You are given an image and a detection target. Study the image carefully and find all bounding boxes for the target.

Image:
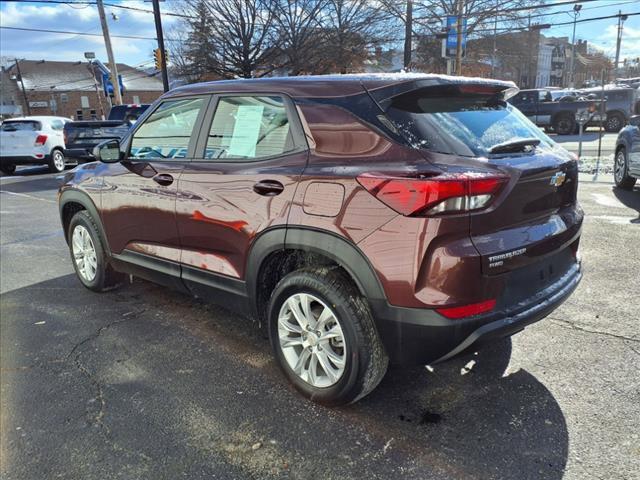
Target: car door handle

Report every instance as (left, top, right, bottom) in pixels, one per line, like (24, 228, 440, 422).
(253, 180, 284, 196)
(153, 173, 174, 186)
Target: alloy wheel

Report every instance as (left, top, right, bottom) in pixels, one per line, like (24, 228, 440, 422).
(614, 151, 626, 183)
(72, 225, 97, 282)
(277, 293, 347, 388)
(53, 151, 65, 171)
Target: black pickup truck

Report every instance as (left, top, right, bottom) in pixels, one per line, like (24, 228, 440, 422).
(63, 104, 149, 162)
(509, 89, 603, 135)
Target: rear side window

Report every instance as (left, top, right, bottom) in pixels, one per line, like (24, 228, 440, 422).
(1, 120, 41, 132)
(50, 119, 65, 131)
(385, 86, 553, 157)
(130, 98, 204, 159)
(205, 96, 294, 160)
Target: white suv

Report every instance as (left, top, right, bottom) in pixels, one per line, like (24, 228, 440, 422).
(0, 116, 70, 174)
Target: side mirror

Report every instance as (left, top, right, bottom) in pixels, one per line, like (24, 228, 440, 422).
(93, 139, 122, 163)
(629, 115, 640, 127)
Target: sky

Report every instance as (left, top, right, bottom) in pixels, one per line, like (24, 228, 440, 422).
(0, 0, 639, 69)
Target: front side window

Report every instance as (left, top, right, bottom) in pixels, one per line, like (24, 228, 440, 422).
(205, 96, 294, 161)
(130, 98, 204, 159)
(50, 119, 64, 131)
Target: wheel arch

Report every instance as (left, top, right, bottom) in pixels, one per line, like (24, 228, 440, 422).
(59, 189, 108, 254)
(246, 227, 387, 322)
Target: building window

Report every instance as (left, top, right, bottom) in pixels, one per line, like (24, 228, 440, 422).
(132, 95, 140, 104)
(76, 109, 84, 120)
(81, 96, 90, 109)
(60, 93, 68, 103)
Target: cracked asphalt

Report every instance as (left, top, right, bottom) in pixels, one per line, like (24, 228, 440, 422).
(1, 167, 639, 480)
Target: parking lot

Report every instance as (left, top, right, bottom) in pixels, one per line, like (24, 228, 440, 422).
(1, 163, 638, 479)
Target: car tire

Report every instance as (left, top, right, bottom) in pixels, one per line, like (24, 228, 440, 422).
(0, 164, 16, 175)
(605, 113, 625, 133)
(268, 267, 388, 406)
(68, 210, 123, 292)
(48, 149, 66, 173)
(614, 147, 637, 190)
(553, 114, 576, 135)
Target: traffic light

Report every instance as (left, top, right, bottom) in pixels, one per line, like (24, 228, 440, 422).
(154, 48, 163, 70)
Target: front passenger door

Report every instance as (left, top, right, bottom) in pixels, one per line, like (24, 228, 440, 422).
(101, 96, 208, 286)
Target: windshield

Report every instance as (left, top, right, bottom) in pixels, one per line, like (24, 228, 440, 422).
(385, 87, 554, 157)
(1, 120, 41, 132)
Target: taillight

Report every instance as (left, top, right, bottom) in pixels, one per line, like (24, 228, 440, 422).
(34, 134, 48, 146)
(436, 299, 496, 319)
(63, 131, 68, 145)
(356, 172, 508, 216)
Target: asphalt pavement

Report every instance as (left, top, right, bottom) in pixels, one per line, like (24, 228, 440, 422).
(1, 165, 639, 480)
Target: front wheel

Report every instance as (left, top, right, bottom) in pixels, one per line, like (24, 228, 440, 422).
(48, 149, 66, 173)
(268, 268, 388, 406)
(68, 211, 123, 291)
(614, 147, 637, 190)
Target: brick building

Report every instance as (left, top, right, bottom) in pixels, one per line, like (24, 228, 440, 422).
(0, 59, 164, 120)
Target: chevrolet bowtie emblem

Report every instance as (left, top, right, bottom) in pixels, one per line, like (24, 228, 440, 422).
(550, 172, 566, 187)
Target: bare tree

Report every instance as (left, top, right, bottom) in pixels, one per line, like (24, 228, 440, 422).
(317, 0, 393, 74)
(269, 0, 329, 75)
(182, 0, 278, 79)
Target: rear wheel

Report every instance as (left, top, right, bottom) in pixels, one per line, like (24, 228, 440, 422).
(48, 149, 65, 173)
(614, 147, 637, 190)
(553, 114, 576, 135)
(0, 164, 16, 175)
(605, 113, 625, 133)
(68, 211, 123, 291)
(268, 267, 388, 406)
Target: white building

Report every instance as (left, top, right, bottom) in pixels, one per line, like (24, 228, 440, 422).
(536, 42, 554, 88)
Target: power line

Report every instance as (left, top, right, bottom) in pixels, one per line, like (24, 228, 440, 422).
(0, 25, 156, 40)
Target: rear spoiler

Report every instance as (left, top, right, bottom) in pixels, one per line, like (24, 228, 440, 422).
(363, 77, 519, 110)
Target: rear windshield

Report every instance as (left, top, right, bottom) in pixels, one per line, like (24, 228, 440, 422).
(1, 120, 41, 132)
(385, 86, 554, 157)
(108, 105, 148, 122)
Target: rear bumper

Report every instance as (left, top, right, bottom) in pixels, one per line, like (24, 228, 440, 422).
(0, 154, 51, 165)
(64, 148, 95, 162)
(370, 260, 582, 365)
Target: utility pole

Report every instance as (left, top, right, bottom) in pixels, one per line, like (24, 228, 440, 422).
(527, 13, 532, 88)
(614, 11, 628, 78)
(491, 0, 498, 77)
(403, 0, 413, 70)
(152, 0, 170, 92)
(97, 0, 123, 106)
(455, 0, 464, 75)
(568, 3, 581, 88)
(14, 58, 31, 116)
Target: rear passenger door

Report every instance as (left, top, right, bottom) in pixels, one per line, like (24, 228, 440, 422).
(176, 94, 308, 294)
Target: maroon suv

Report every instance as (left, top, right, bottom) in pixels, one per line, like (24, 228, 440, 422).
(59, 74, 583, 405)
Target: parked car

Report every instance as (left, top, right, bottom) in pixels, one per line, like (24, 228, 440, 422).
(579, 86, 639, 133)
(0, 116, 71, 174)
(58, 75, 583, 405)
(64, 104, 149, 162)
(614, 115, 640, 190)
(509, 88, 602, 135)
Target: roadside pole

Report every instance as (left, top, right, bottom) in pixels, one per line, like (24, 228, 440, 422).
(403, 0, 413, 71)
(152, 0, 170, 93)
(14, 58, 31, 116)
(97, 0, 123, 106)
(595, 69, 605, 181)
(455, 0, 464, 75)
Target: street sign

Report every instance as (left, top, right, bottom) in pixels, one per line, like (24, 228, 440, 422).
(443, 15, 467, 58)
(84, 52, 96, 59)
